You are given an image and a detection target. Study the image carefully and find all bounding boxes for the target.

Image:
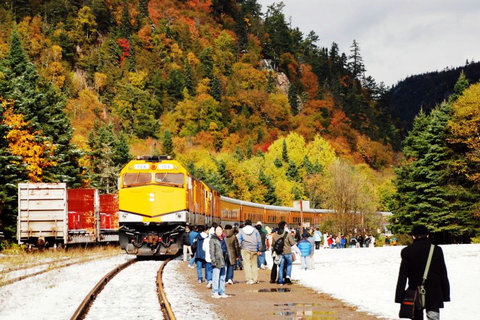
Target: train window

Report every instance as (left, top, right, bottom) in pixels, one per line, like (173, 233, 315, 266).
(154, 173, 185, 187)
(123, 173, 151, 187)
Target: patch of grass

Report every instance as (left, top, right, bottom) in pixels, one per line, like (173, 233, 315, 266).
(0, 244, 122, 273)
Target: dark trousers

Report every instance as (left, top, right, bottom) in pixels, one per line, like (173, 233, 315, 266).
(270, 262, 287, 283)
(315, 241, 320, 249)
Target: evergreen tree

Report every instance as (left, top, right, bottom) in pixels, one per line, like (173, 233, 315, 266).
(112, 132, 132, 167)
(233, 145, 244, 161)
(348, 40, 365, 79)
(288, 84, 298, 115)
(282, 139, 289, 163)
(162, 130, 174, 157)
(120, 0, 132, 38)
(246, 139, 253, 159)
(199, 47, 214, 80)
(448, 71, 469, 103)
(390, 103, 480, 243)
(138, 0, 149, 19)
(286, 160, 299, 181)
(88, 124, 121, 193)
(274, 158, 282, 168)
(266, 71, 275, 93)
(184, 62, 195, 95)
(217, 160, 232, 194)
(0, 28, 82, 187)
(211, 75, 222, 102)
(303, 155, 314, 175)
(259, 169, 278, 205)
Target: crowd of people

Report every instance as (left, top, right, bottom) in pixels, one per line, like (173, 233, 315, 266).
(180, 220, 384, 298)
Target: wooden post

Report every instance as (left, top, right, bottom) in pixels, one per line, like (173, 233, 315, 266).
(300, 200, 304, 235)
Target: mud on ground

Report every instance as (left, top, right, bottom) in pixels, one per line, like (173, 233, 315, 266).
(177, 262, 381, 320)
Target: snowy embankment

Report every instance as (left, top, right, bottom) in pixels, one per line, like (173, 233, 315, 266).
(0, 254, 135, 319)
(281, 244, 480, 320)
(163, 260, 218, 319)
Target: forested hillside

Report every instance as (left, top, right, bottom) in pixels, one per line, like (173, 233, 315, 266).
(1, 0, 478, 243)
(381, 61, 480, 136)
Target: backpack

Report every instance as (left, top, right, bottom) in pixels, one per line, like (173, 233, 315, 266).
(274, 232, 287, 255)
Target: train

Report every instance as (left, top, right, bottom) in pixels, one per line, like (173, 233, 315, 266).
(118, 156, 333, 256)
(17, 183, 119, 248)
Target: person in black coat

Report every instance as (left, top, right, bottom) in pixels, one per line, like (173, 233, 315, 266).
(395, 225, 450, 320)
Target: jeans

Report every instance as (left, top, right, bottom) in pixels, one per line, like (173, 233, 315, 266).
(314, 241, 320, 249)
(189, 256, 195, 267)
(205, 262, 212, 282)
(195, 259, 213, 282)
(257, 251, 266, 268)
(211, 266, 226, 295)
(226, 260, 234, 282)
(278, 253, 293, 284)
(301, 256, 308, 270)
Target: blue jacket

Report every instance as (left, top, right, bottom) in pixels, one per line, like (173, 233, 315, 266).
(298, 239, 312, 257)
(189, 230, 198, 245)
(194, 232, 208, 260)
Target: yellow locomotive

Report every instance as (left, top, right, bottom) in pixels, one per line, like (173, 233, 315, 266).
(118, 156, 331, 256)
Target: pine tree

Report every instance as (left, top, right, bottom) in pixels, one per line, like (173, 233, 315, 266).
(286, 160, 299, 181)
(288, 84, 298, 115)
(259, 170, 278, 205)
(138, 0, 149, 19)
(184, 62, 195, 95)
(233, 145, 244, 161)
(448, 71, 469, 103)
(348, 40, 365, 79)
(120, 0, 132, 38)
(390, 103, 480, 243)
(0, 29, 82, 187)
(282, 139, 289, 163)
(88, 124, 119, 193)
(211, 75, 222, 102)
(162, 130, 174, 157)
(112, 132, 132, 167)
(246, 139, 253, 159)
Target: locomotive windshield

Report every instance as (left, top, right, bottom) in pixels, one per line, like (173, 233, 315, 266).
(123, 173, 151, 187)
(155, 173, 184, 187)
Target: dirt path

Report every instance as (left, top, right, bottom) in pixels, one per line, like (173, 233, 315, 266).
(177, 262, 381, 319)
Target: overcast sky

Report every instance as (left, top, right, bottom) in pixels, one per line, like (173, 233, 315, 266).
(257, 0, 480, 86)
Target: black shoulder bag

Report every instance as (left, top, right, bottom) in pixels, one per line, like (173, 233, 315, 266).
(399, 244, 434, 319)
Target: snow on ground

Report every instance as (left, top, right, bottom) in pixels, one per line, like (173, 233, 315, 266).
(163, 260, 218, 320)
(0, 254, 135, 320)
(278, 244, 480, 320)
(86, 260, 163, 320)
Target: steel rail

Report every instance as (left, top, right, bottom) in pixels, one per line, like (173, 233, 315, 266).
(0, 253, 120, 288)
(156, 258, 176, 320)
(70, 258, 137, 320)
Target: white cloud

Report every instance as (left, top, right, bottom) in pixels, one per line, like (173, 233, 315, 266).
(257, 0, 480, 85)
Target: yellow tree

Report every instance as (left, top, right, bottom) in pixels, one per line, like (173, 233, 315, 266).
(448, 82, 480, 185)
(2, 101, 55, 181)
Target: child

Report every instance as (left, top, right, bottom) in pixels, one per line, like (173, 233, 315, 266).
(297, 232, 313, 271)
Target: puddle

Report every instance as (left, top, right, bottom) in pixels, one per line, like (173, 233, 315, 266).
(274, 303, 321, 307)
(258, 288, 292, 292)
(273, 310, 336, 318)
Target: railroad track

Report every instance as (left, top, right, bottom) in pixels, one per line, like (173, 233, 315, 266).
(71, 258, 176, 320)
